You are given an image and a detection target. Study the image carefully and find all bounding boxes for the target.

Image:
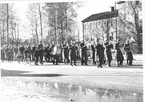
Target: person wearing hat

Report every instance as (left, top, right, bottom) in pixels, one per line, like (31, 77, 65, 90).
(34, 46, 39, 65)
(62, 41, 69, 63)
(91, 41, 96, 65)
(104, 40, 113, 67)
(38, 41, 44, 65)
(115, 39, 124, 66)
(96, 39, 105, 68)
(124, 39, 133, 65)
(80, 41, 88, 65)
(70, 41, 77, 66)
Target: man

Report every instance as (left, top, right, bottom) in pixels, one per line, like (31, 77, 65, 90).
(91, 41, 96, 65)
(104, 40, 113, 67)
(70, 42, 77, 66)
(19, 45, 25, 61)
(44, 45, 50, 62)
(34, 47, 39, 65)
(32, 45, 36, 61)
(62, 41, 69, 63)
(38, 41, 44, 65)
(14, 45, 18, 61)
(96, 40, 105, 68)
(124, 39, 133, 65)
(115, 39, 124, 66)
(80, 41, 88, 65)
(1, 46, 5, 62)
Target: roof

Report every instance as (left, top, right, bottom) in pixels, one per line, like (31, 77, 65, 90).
(82, 10, 118, 23)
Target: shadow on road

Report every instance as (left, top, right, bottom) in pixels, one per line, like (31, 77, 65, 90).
(1, 69, 66, 77)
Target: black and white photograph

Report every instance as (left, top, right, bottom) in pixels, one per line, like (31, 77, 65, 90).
(0, 0, 144, 102)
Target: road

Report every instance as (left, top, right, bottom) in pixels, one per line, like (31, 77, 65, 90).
(0, 60, 143, 102)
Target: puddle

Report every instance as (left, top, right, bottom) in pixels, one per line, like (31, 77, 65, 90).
(2, 79, 143, 102)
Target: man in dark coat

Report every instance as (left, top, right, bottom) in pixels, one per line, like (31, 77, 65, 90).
(96, 40, 105, 68)
(44, 45, 49, 62)
(104, 41, 113, 67)
(19, 45, 25, 61)
(115, 40, 124, 66)
(80, 41, 88, 65)
(32, 45, 36, 61)
(1, 47, 5, 61)
(38, 41, 44, 64)
(70, 42, 77, 66)
(34, 47, 39, 65)
(62, 41, 69, 63)
(124, 40, 133, 65)
(91, 41, 96, 65)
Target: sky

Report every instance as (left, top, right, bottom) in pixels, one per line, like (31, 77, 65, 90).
(0, 0, 117, 40)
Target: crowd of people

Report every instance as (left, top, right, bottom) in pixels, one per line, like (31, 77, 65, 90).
(1, 39, 134, 68)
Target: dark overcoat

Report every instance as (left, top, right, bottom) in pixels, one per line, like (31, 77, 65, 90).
(115, 43, 124, 61)
(96, 44, 105, 63)
(70, 45, 77, 60)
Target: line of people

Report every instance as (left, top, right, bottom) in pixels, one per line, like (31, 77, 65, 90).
(1, 39, 134, 67)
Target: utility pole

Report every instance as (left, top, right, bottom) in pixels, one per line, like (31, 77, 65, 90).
(115, 1, 117, 41)
(55, 5, 58, 44)
(82, 23, 84, 41)
(6, 4, 9, 45)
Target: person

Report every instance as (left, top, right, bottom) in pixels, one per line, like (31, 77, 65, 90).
(38, 41, 44, 65)
(50, 42, 61, 65)
(91, 41, 96, 65)
(24, 45, 31, 63)
(44, 45, 50, 62)
(50, 42, 56, 64)
(32, 45, 36, 61)
(115, 39, 124, 66)
(10, 46, 14, 61)
(80, 41, 88, 65)
(7, 46, 11, 62)
(104, 40, 113, 67)
(16, 47, 23, 63)
(62, 41, 69, 63)
(1, 46, 5, 62)
(19, 45, 25, 61)
(96, 40, 105, 68)
(14, 45, 18, 61)
(70, 42, 77, 66)
(34, 47, 39, 65)
(124, 39, 133, 65)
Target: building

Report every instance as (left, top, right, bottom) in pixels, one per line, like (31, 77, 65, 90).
(82, 1, 142, 51)
(82, 9, 118, 44)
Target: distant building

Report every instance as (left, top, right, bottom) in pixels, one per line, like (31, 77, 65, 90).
(82, 9, 119, 44)
(82, 1, 142, 47)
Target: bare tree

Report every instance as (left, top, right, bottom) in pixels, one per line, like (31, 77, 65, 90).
(118, 1, 142, 53)
(27, 3, 42, 44)
(43, 2, 81, 43)
(0, 3, 19, 46)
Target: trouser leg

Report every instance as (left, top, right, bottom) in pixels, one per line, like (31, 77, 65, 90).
(35, 56, 39, 65)
(40, 55, 43, 64)
(85, 53, 87, 65)
(74, 57, 76, 65)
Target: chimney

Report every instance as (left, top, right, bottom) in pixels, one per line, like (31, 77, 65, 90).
(111, 7, 115, 12)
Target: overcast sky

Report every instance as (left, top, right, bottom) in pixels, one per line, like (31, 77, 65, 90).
(0, 0, 117, 40)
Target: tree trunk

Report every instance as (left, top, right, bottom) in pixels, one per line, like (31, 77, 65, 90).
(35, 19, 39, 44)
(134, 12, 142, 53)
(17, 24, 19, 46)
(39, 4, 43, 42)
(2, 20, 5, 45)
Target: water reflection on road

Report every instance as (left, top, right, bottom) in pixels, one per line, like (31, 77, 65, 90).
(2, 79, 143, 102)
(35, 81, 143, 102)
